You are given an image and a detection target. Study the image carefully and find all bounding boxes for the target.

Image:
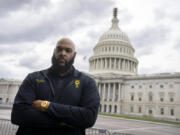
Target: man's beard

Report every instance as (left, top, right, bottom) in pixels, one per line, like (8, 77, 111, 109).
(51, 54, 75, 74)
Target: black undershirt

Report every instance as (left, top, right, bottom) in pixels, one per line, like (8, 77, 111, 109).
(48, 67, 74, 102)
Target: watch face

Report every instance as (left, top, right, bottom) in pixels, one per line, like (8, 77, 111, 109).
(41, 101, 47, 107)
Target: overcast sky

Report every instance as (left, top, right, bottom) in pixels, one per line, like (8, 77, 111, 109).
(0, 0, 180, 79)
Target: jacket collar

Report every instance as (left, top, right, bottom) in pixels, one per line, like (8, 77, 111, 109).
(41, 66, 81, 78)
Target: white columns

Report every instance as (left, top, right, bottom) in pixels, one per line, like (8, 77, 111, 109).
(93, 60, 95, 70)
(132, 62, 134, 72)
(122, 59, 124, 70)
(101, 104, 104, 113)
(112, 83, 116, 101)
(103, 83, 105, 101)
(119, 59, 121, 70)
(97, 59, 99, 70)
(117, 59, 119, 70)
(98, 83, 101, 95)
(127, 60, 129, 71)
(106, 58, 108, 69)
(118, 83, 121, 102)
(104, 58, 106, 69)
(91, 61, 93, 71)
(109, 58, 112, 69)
(129, 61, 131, 71)
(131, 61, 134, 72)
(114, 58, 117, 70)
(94, 59, 96, 70)
(101, 58, 104, 70)
(108, 83, 111, 101)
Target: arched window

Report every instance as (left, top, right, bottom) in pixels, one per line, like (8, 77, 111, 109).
(109, 105, 112, 113)
(138, 106, 142, 113)
(131, 95, 134, 101)
(114, 105, 117, 113)
(160, 85, 164, 88)
(149, 92, 153, 102)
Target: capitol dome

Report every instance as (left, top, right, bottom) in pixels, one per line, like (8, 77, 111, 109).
(89, 8, 138, 75)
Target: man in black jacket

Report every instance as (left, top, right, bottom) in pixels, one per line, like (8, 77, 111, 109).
(11, 38, 100, 135)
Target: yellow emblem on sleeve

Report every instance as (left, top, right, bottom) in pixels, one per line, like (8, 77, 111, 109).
(75, 80, 80, 88)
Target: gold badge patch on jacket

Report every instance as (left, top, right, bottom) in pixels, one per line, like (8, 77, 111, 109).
(35, 79, 45, 83)
(75, 80, 80, 88)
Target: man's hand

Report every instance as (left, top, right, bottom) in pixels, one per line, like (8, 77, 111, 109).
(32, 100, 50, 112)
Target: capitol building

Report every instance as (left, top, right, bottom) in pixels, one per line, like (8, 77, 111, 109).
(0, 8, 180, 121)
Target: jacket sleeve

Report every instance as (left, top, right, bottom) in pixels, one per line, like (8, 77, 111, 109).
(47, 77, 100, 128)
(11, 74, 59, 128)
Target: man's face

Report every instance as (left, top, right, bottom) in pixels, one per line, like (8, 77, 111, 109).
(54, 41, 76, 67)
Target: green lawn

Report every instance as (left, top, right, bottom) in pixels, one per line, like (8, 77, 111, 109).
(99, 113, 180, 127)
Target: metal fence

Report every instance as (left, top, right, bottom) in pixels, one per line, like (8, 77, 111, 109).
(0, 119, 133, 135)
(0, 119, 17, 135)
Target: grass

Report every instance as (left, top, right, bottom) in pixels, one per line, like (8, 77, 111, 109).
(99, 113, 180, 127)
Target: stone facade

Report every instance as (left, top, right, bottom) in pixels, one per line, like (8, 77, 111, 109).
(0, 78, 21, 104)
(88, 8, 180, 121)
(86, 73, 180, 121)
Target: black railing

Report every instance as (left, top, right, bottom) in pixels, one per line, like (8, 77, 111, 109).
(0, 119, 110, 135)
(0, 119, 134, 135)
(0, 119, 17, 135)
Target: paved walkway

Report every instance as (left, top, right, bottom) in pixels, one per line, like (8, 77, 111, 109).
(94, 115, 180, 135)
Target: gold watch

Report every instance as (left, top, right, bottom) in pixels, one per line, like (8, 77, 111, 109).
(40, 101, 48, 112)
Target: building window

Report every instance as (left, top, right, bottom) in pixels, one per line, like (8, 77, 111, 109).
(149, 109, 152, 115)
(138, 97, 142, 101)
(160, 97, 164, 102)
(149, 92, 153, 102)
(170, 97, 174, 102)
(114, 105, 117, 113)
(170, 109, 174, 116)
(160, 85, 164, 88)
(138, 107, 142, 113)
(168, 92, 175, 103)
(160, 108, 164, 115)
(131, 95, 134, 101)
(130, 106, 134, 113)
(109, 105, 112, 113)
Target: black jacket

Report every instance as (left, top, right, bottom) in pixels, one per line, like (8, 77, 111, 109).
(11, 68, 100, 135)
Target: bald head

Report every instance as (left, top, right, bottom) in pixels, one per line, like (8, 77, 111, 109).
(56, 38, 75, 52)
(54, 37, 76, 67)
